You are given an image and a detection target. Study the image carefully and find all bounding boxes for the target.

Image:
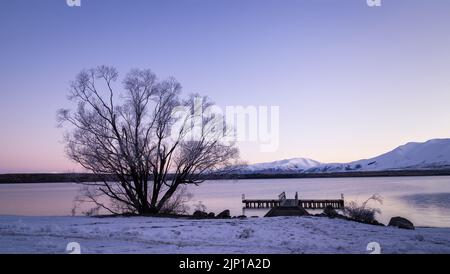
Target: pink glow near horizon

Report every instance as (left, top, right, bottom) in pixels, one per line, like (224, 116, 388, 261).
(1, 0, 450, 173)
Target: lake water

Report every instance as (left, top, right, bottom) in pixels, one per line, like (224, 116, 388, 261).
(1, 176, 450, 227)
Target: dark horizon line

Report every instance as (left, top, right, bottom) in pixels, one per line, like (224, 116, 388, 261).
(2, 169, 450, 184)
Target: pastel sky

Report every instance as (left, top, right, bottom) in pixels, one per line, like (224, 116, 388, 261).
(1, 0, 450, 173)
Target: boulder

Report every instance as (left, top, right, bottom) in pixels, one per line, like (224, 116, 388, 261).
(207, 212, 215, 218)
(264, 206, 309, 217)
(237, 215, 247, 219)
(388, 216, 414, 230)
(217, 209, 231, 219)
(192, 210, 208, 218)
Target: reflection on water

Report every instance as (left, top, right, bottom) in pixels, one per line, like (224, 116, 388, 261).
(402, 193, 450, 208)
(0, 176, 450, 227)
(397, 193, 450, 228)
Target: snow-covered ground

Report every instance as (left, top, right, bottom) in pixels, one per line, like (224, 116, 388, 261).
(1, 215, 449, 254)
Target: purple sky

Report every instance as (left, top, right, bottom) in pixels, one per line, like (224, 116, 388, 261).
(1, 0, 450, 173)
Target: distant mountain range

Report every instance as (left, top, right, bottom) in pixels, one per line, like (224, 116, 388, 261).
(240, 139, 450, 174)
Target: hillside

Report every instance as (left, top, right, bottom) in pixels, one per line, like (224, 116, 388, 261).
(243, 139, 450, 174)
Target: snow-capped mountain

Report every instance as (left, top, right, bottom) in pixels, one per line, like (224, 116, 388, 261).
(243, 139, 450, 174)
(241, 158, 321, 173)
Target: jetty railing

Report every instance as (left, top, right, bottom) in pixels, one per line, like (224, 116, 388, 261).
(242, 195, 345, 209)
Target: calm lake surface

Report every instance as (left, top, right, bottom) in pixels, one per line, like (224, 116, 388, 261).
(1, 176, 450, 227)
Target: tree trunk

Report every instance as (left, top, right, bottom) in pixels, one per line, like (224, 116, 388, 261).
(155, 182, 179, 213)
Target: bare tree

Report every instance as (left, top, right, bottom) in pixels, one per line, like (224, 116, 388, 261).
(58, 66, 239, 215)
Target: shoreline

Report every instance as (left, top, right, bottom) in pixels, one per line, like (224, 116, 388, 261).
(2, 170, 450, 184)
(1, 213, 448, 229)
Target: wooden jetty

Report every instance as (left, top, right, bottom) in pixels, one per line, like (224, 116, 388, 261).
(242, 192, 345, 209)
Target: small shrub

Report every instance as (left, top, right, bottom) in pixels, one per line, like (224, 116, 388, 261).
(344, 194, 383, 224)
(193, 201, 207, 213)
(82, 205, 101, 216)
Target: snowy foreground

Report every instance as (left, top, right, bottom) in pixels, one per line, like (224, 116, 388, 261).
(0, 215, 450, 254)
